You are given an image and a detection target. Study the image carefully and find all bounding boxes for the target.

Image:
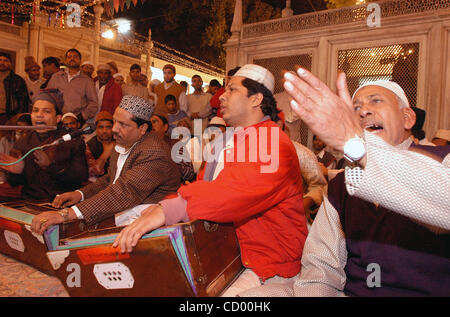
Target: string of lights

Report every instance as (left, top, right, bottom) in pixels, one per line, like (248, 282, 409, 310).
(0, 0, 225, 76)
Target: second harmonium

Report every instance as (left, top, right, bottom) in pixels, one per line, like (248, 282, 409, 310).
(46, 220, 243, 297)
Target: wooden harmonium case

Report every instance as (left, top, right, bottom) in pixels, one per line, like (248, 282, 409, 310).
(47, 220, 243, 297)
(0, 200, 87, 274)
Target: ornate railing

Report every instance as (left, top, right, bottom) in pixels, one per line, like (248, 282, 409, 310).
(242, 0, 450, 39)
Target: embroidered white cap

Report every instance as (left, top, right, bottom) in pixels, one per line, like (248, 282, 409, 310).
(81, 61, 94, 66)
(234, 64, 275, 93)
(352, 80, 410, 109)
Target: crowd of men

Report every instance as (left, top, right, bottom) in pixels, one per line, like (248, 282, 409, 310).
(0, 48, 449, 297)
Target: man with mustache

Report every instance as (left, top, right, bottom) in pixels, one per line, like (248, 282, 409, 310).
(47, 48, 98, 126)
(31, 95, 181, 233)
(112, 64, 308, 297)
(0, 88, 88, 201)
(243, 69, 449, 297)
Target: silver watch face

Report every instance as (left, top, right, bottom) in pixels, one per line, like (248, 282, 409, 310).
(344, 138, 366, 161)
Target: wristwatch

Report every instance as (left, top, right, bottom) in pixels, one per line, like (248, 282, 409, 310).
(343, 135, 366, 164)
(58, 208, 70, 222)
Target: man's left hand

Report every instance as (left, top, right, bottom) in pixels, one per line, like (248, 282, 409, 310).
(113, 205, 166, 253)
(31, 211, 64, 234)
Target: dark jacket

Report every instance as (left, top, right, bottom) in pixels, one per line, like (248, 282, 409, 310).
(8, 129, 88, 201)
(3, 71, 29, 117)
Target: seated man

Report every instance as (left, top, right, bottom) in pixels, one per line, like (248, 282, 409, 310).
(61, 112, 81, 130)
(113, 64, 308, 297)
(85, 111, 115, 179)
(0, 88, 88, 201)
(31, 95, 181, 233)
(245, 70, 449, 296)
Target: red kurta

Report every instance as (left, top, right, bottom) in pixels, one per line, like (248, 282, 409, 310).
(178, 119, 307, 280)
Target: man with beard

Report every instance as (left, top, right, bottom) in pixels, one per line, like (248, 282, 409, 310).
(31, 95, 181, 233)
(95, 64, 122, 115)
(47, 48, 98, 126)
(24, 56, 45, 104)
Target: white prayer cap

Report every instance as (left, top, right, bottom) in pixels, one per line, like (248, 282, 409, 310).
(234, 64, 275, 93)
(97, 64, 112, 72)
(434, 129, 450, 141)
(81, 61, 94, 66)
(113, 73, 124, 79)
(352, 80, 410, 109)
(61, 112, 78, 121)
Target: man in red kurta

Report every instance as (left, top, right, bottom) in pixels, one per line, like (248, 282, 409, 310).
(113, 64, 308, 296)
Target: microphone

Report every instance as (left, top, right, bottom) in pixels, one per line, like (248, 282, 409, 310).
(59, 126, 94, 143)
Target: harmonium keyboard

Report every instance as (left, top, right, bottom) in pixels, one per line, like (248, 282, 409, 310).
(47, 220, 243, 297)
(0, 200, 114, 275)
(0, 200, 88, 274)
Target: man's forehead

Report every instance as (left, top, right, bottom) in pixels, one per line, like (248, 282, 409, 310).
(114, 107, 133, 121)
(32, 102, 56, 112)
(97, 120, 113, 127)
(353, 85, 398, 101)
(228, 76, 245, 86)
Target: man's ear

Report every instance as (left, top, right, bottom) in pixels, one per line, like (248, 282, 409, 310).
(56, 114, 62, 124)
(139, 122, 149, 135)
(402, 107, 416, 130)
(250, 92, 264, 108)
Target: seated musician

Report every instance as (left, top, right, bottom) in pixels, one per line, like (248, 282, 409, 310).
(31, 95, 181, 232)
(112, 64, 309, 297)
(243, 70, 450, 297)
(0, 88, 88, 201)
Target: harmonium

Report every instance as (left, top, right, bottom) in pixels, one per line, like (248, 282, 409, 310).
(46, 220, 243, 297)
(0, 200, 89, 275)
(0, 200, 243, 296)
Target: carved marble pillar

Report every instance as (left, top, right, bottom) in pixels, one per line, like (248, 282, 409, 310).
(93, 2, 104, 67)
(225, 0, 242, 71)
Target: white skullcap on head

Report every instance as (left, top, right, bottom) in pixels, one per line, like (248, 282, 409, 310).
(97, 64, 112, 71)
(434, 129, 450, 141)
(234, 64, 275, 93)
(61, 112, 78, 121)
(113, 73, 124, 79)
(81, 61, 93, 66)
(352, 80, 410, 109)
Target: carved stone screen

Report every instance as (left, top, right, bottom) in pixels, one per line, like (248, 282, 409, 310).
(338, 43, 419, 107)
(254, 54, 312, 146)
(254, 54, 312, 95)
